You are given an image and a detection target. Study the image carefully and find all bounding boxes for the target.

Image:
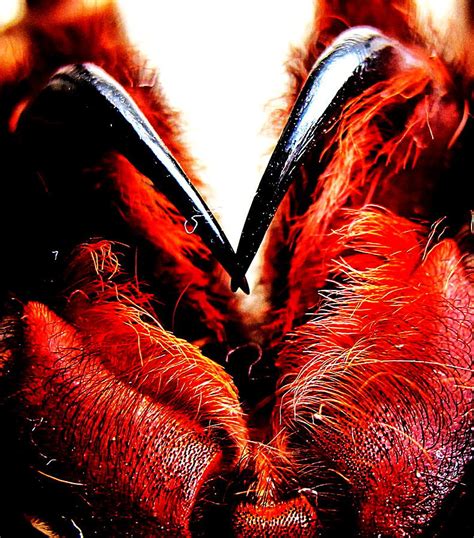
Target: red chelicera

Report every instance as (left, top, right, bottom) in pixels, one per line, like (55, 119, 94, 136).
(0, 1, 472, 536)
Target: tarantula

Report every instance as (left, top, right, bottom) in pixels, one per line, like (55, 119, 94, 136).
(0, 1, 472, 536)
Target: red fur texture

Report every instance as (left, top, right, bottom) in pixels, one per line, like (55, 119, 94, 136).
(272, 208, 473, 535)
(16, 240, 247, 535)
(22, 301, 223, 536)
(0, 1, 472, 536)
(263, 54, 461, 336)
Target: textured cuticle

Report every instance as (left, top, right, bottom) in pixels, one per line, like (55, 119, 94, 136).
(18, 301, 224, 536)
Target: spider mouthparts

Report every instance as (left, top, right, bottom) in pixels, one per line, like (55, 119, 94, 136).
(15, 63, 243, 284)
(231, 274, 250, 295)
(235, 26, 416, 276)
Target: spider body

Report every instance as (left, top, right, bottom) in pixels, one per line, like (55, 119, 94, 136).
(0, 1, 472, 536)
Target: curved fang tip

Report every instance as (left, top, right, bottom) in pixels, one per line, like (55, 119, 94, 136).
(16, 63, 248, 293)
(234, 26, 418, 281)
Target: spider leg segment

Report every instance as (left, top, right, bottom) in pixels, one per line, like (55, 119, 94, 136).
(268, 214, 473, 535)
(2, 241, 249, 536)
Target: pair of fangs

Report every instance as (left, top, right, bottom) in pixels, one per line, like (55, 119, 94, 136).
(16, 27, 417, 294)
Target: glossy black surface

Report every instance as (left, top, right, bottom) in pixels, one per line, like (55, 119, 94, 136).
(233, 27, 416, 288)
(16, 63, 248, 293)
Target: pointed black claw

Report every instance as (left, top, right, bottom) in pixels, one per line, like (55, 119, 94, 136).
(16, 63, 245, 289)
(231, 275, 250, 295)
(235, 26, 418, 277)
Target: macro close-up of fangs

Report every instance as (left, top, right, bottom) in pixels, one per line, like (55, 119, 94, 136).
(0, 0, 472, 536)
